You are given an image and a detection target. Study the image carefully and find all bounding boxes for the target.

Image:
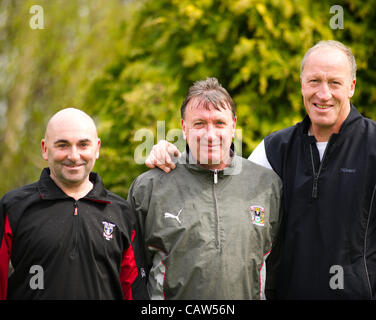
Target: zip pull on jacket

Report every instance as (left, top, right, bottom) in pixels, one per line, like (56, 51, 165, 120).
(213, 170, 218, 184)
(73, 201, 78, 216)
(309, 135, 333, 199)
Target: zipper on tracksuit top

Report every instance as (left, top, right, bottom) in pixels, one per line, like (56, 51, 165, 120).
(309, 136, 332, 199)
(70, 200, 79, 259)
(212, 169, 221, 250)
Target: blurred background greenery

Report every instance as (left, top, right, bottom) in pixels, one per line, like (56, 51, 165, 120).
(1, 0, 376, 198)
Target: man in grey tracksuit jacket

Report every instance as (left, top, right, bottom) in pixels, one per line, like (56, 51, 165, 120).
(128, 77, 282, 299)
(128, 149, 282, 299)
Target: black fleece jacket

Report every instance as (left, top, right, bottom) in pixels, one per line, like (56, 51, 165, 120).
(265, 105, 376, 299)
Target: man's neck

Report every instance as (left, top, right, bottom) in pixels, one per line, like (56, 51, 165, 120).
(309, 126, 332, 142)
(197, 155, 233, 171)
(309, 106, 351, 142)
(188, 151, 233, 171)
(308, 113, 348, 142)
(198, 162, 230, 171)
(50, 175, 93, 200)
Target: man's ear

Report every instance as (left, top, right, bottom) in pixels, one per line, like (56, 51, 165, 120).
(181, 119, 187, 140)
(232, 116, 237, 137)
(348, 78, 356, 98)
(41, 139, 48, 161)
(96, 138, 101, 159)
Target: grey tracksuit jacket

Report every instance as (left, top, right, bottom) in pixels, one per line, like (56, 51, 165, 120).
(128, 152, 282, 299)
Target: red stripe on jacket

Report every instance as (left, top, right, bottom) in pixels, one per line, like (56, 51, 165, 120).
(0, 214, 12, 300)
(119, 230, 138, 300)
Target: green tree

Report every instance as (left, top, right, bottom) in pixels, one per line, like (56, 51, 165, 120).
(86, 0, 376, 198)
(2, 0, 376, 199)
(0, 0, 130, 196)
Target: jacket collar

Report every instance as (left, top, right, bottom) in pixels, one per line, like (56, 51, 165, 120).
(177, 144, 242, 177)
(301, 103, 362, 141)
(38, 168, 110, 203)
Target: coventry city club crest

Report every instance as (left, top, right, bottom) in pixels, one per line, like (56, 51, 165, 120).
(102, 221, 116, 240)
(249, 205, 265, 226)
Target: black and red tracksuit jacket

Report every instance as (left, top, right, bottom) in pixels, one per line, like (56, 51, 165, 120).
(0, 168, 149, 299)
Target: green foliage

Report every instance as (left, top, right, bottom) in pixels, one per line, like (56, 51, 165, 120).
(0, 0, 130, 196)
(2, 0, 376, 198)
(86, 0, 376, 197)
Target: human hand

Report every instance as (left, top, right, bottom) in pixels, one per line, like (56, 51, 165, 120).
(145, 140, 181, 173)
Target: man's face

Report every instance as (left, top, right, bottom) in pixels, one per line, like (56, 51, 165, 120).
(181, 99, 236, 170)
(300, 47, 356, 136)
(42, 115, 100, 189)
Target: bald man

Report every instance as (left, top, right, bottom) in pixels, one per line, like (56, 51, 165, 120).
(0, 108, 149, 300)
(41, 108, 101, 199)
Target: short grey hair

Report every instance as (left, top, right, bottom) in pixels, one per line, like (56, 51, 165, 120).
(180, 77, 236, 119)
(300, 40, 357, 80)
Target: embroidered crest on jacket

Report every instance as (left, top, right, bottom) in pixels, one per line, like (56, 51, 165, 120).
(249, 205, 265, 226)
(102, 221, 116, 240)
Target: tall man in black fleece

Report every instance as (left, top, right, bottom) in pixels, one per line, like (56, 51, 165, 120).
(145, 40, 376, 299)
(0, 108, 148, 299)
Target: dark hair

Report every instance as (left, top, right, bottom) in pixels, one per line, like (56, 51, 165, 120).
(180, 77, 236, 119)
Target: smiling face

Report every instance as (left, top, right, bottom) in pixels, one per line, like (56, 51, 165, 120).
(300, 47, 356, 141)
(41, 109, 101, 191)
(181, 98, 236, 170)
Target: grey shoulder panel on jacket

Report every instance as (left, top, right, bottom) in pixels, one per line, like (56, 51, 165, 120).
(133, 167, 169, 185)
(130, 168, 173, 197)
(241, 157, 282, 183)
